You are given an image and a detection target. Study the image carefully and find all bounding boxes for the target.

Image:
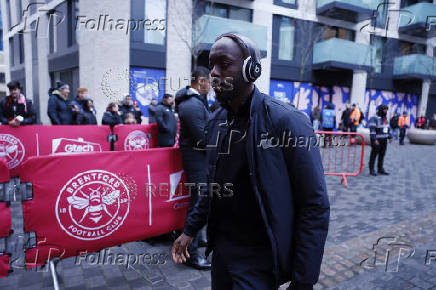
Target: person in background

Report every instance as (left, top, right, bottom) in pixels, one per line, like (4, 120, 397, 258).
(321, 103, 336, 131)
(311, 104, 321, 131)
(71, 88, 88, 112)
(102, 102, 123, 127)
(76, 99, 97, 125)
(349, 104, 361, 132)
(0, 81, 37, 126)
(175, 66, 211, 270)
(416, 115, 427, 129)
(390, 112, 400, 141)
(155, 94, 177, 147)
(341, 104, 352, 132)
(398, 111, 410, 145)
(120, 95, 142, 124)
(369, 104, 392, 176)
(430, 113, 436, 130)
(48, 81, 73, 125)
(124, 112, 137, 124)
(148, 98, 158, 124)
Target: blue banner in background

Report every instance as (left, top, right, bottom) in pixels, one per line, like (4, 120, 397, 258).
(129, 67, 166, 117)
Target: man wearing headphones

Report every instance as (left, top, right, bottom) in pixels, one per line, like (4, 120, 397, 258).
(172, 33, 330, 289)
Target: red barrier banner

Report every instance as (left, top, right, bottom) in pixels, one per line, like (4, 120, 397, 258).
(0, 255, 9, 278)
(113, 124, 159, 151)
(0, 159, 9, 183)
(0, 158, 11, 238)
(21, 149, 189, 267)
(0, 125, 111, 176)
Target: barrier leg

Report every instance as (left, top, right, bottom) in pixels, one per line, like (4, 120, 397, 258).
(340, 174, 348, 188)
(49, 260, 60, 290)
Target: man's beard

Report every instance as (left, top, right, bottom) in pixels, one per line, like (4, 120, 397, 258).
(214, 74, 245, 109)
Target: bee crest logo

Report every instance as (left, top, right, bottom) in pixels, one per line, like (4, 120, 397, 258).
(56, 170, 130, 240)
(0, 134, 25, 168)
(124, 130, 150, 151)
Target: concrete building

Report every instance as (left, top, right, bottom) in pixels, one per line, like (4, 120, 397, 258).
(1, 0, 436, 125)
(0, 7, 6, 98)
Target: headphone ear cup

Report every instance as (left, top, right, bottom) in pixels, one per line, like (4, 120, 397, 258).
(250, 62, 262, 81)
(242, 57, 252, 83)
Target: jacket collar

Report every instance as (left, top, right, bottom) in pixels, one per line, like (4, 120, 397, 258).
(249, 86, 264, 119)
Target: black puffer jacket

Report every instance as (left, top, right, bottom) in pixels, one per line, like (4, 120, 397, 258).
(175, 87, 210, 171)
(0, 95, 37, 125)
(47, 91, 73, 125)
(155, 102, 177, 147)
(76, 110, 97, 125)
(102, 111, 123, 127)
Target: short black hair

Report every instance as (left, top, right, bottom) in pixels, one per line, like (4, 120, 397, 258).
(163, 94, 173, 99)
(7, 81, 21, 90)
(191, 66, 210, 83)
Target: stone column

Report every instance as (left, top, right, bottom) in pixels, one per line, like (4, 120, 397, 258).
(350, 31, 370, 107)
(36, 13, 51, 124)
(165, 0, 192, 95)
(78, 0, 131, 124)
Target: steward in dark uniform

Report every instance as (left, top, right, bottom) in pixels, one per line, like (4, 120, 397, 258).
(368, 104, 392, 176)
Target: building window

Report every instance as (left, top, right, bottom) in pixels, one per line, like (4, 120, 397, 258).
(0, 73, 5, 84)
(372, 37, 385, 73)
(17, 0, 23, 22)
(205, 2, 252, 22)
(322, 26, 355, 41)
(0, 30, 3, 51)
(6, 0, 12, 29)
(274, 0, 297, 9)
(67, 0, 79, 47)
(374, 0, 388, 28)
(400, 0, 431, 8)
(278, 16, 294, 61)
(19, 33, 24, 64)
(144, 0, 166, 45)
(9, 37, 14, 66)
(400, 41, 426, 56)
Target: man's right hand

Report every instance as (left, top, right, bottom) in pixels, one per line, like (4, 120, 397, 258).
(171, 233, 193, 264)
(374, 140, 379, 146)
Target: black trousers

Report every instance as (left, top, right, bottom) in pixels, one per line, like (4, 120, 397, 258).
(369, 139, 387, 172)
(399, 128, 406, 145)
(212, 236, 275, 290)
(184, 169, 208, 259)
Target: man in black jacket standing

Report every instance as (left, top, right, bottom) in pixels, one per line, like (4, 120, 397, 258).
(172, 34, 330, 289)
(155, 94, 177, 147)
(175, 67, 211, 270)
(0, 81, 37, 126)
(47, 81, 73, 125)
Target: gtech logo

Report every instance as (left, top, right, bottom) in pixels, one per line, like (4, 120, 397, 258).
(52, 138, 102, 154)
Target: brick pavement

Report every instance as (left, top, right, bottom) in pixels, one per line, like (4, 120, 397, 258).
(0, 141, 435, 289)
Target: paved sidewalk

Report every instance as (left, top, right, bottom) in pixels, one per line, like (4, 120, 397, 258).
(0, 142, 435, 289)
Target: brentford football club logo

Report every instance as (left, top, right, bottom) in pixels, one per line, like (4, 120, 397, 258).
(124, 130, 150, 151)
(0, 134, 25, 168)
(55, 170, 130, 240)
